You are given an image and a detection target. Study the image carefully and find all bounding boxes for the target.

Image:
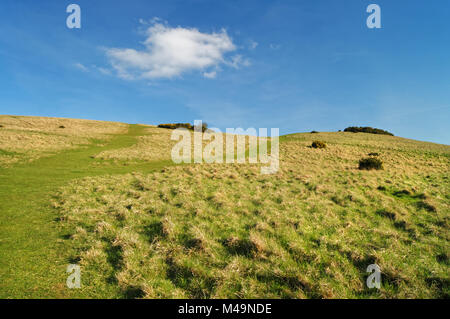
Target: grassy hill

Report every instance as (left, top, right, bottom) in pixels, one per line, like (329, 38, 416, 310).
(0, 115, 448, 298)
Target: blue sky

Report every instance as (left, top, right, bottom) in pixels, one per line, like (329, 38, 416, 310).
(0, 0, 449, 144)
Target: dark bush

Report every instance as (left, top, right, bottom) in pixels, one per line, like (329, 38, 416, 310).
(311, 140, 326, 149)
(158, 123, 193, 130)
(344, 126, 394, 136)
(59, 125, 65, 129)
(359, 157, 383, 170)
(158, 122, 209, 132)
(368, 152, 380, 156)
(0, 125, 3, 128)
(311, 130, 319, 133)
(195, 122, 208, 133)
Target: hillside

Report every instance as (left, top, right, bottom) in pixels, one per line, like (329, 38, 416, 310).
(0, 115, 449, 298)
(0, 115, 127, 166)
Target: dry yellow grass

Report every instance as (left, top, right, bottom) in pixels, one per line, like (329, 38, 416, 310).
(0, 115, 127, 166)
(95, 126, 175, 162)
(55, 130, 450, 298)
(95, 126, 268, 163)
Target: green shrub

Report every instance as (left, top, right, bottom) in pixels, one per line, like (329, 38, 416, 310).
(312, 140, 326, 149)
(158, 122, 209, 132)
(359, 157, 383, 170)
(158, 123, 194, 130)
(195, 122, 208, 133)
(344, 126, 394, 136)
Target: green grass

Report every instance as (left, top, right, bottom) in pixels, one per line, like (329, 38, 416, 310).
(0, 118, 449, 299)
(0, 149, 19, 156)
(0, 125, 173, 298)
(51, 130, 449, 299)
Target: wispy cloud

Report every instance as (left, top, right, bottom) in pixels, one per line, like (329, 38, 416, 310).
(269, 43, 281, 50)
(105, 19, 249, 80)
(203, 70, 217, 79)
(74, 63, 113, 76)
(95, 66, 112, 76)
(74, 62, 88, 72)
(248, 40, 258, 50)
(226, 54, 251, 69)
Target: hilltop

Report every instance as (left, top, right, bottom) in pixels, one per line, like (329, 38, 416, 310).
(0, 115, 448, 298)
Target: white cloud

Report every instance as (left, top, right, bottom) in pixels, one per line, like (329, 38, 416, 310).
(74, 63, 115, 76)
(74, 62, 88, 72)
(203, 71, 217, 79)
(226, 54, 251, 69)
(106, 20, 248, 79)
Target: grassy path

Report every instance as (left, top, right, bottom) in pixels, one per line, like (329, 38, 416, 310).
(0, 125, 173, 298)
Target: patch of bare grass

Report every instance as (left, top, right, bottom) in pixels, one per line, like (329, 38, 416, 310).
(0, 115, 127, 166)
